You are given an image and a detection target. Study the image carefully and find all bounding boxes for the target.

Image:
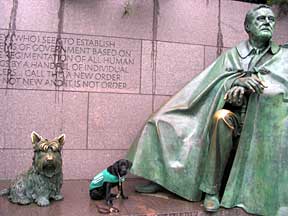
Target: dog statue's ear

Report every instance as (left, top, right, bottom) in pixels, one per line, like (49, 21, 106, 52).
(31, 131, 43, 148)
(56, 134, 65, 149)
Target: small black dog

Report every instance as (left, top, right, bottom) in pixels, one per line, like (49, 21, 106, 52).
(89, 159, 132, 207)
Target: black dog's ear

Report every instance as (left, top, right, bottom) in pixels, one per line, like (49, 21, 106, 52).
(107, 160, 117, 176)
(112, 160, 121, 176)
(127, 160, 133, 169)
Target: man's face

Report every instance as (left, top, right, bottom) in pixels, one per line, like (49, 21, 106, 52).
(247, 8, 275, 41)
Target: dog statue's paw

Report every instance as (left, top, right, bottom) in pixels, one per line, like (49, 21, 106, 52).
(13, 197, 32, 205)
(36, 197, 50, 206)
(51, 194, 64, 201)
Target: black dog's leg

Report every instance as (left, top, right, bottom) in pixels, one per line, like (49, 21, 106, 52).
(118, 184, 128, 199)
(110, 193, 117, 198)
(90, 188, 105, 200)
(105, 183, 113, 206)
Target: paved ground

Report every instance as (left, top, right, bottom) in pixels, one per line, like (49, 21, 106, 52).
(0, 179, 251, 216)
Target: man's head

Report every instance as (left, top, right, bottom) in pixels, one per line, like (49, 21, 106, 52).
(244, 5, 275, 42)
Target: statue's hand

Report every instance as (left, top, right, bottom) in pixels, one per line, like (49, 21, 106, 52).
(224, 86, 245, 106)
(233, 76, 267, 94)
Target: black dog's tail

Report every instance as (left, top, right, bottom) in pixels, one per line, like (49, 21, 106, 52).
(0, 188, 10, 196)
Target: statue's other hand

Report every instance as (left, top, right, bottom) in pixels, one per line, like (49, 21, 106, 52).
(224, 86, 245, 106)
(233, 76, 266, 94)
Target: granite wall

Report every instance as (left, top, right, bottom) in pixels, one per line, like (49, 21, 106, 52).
(0, 0, 287, 180)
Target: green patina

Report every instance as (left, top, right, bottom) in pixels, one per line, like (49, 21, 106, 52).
(127, 5, 288, 216)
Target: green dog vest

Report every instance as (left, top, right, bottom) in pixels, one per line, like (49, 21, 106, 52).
(89, 169, 125, 191)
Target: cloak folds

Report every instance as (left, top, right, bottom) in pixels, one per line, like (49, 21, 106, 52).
(127, 41, 288, 215)
(127, 44, 245, 201)
(221, 47, 288, 216)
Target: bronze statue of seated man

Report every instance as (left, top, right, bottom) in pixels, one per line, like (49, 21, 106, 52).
(127, 5, 288, 216)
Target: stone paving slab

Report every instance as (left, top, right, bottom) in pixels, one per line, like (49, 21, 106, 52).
(0, 179, 251, 216)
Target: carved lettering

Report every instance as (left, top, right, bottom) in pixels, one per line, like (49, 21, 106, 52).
(0, 30, 140, 93)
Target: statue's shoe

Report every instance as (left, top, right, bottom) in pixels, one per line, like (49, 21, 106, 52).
(135, 182, 163, 193)
(276, 207, 288, 216)
(204, 194, 220, 212)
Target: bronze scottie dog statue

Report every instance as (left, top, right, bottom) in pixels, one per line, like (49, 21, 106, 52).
(0, 131, 65, 206)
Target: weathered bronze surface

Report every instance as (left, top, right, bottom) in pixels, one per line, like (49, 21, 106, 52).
(0, 132, 65, 206)
(127, 5, 288, 215)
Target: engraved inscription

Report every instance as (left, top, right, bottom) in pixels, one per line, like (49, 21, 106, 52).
(0, 30, 141, 93)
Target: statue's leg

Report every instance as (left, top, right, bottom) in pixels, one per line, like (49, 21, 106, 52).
(200, 109, 240, 212)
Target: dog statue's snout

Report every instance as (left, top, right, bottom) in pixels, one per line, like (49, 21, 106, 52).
(46, 154, 54, 161)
